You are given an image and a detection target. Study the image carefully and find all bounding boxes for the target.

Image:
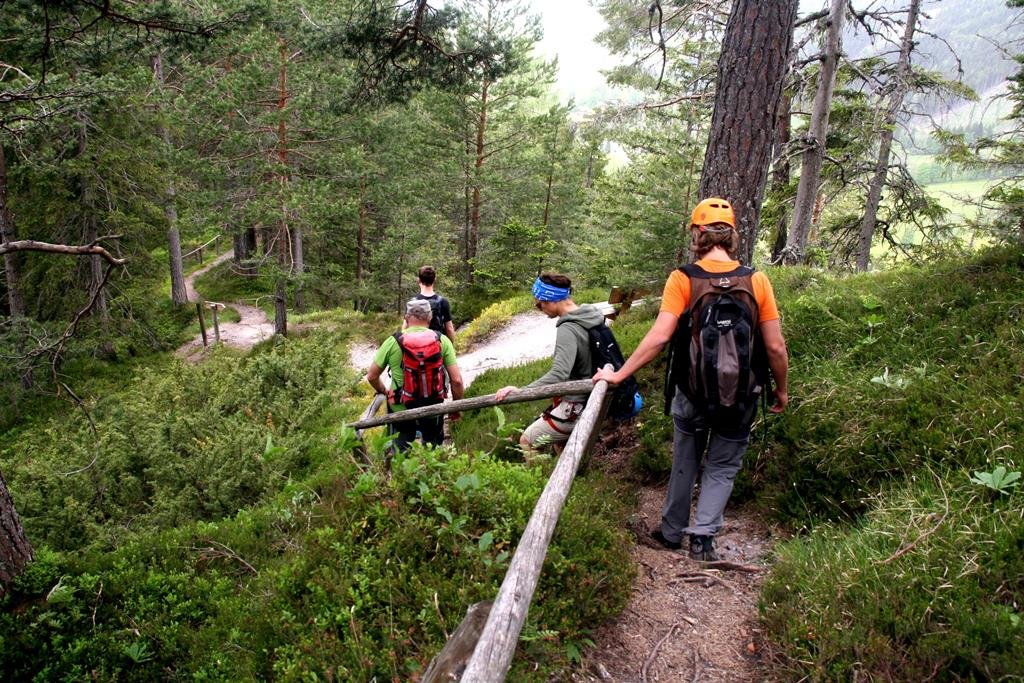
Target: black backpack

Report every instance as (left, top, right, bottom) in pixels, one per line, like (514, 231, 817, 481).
(417, 294, 447, 335)
(587, 323, 643, 421)
(664, 264, 770, 419)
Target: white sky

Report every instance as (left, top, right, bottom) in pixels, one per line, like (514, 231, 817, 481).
(528, 0, 833, 107)
(527, 0, 618, 106)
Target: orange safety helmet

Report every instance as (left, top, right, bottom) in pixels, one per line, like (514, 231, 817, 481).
(690, 197, 735, 231)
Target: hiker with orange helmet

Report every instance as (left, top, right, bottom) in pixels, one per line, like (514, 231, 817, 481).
(593, 197, 789, 562)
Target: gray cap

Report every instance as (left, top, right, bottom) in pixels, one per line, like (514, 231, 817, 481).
(405, 299, 433, 322)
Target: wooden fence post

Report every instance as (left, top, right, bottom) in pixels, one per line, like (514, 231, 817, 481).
(208, 302, 224, 344)
(196, 302, 208, 347)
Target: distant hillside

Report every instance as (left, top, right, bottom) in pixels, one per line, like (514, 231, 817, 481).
(842, 0, 1018, 97)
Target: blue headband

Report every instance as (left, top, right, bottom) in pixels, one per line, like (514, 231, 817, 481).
(532, 278, 570, 302)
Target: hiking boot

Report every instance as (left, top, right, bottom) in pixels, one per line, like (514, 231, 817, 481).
(688, 535, 719, 562)
(650, 528, 682, 551)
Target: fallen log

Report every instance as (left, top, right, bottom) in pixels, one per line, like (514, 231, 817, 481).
(347, 379, 594, 430)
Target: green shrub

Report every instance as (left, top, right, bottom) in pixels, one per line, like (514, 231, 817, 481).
(0, 448, 632, 680)
(762, 472, 1024, 680)
(761, 248, 1024, 524)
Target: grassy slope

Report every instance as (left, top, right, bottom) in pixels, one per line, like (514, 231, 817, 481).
(0, 304, 633, 680)
(759, 247, 1024, 680)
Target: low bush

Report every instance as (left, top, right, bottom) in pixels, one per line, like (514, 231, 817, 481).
(760, 248, 1024, 524)
(758, 247, 1024, 679)
(762, 471, 1023, 680)
(0, 447, 633, 680)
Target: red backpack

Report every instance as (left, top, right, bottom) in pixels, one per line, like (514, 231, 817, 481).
(393, 330, 447, 407)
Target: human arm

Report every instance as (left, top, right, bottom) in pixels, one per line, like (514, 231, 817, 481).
(446, 362, 465, 420)
(366, 362, 396, 405)
(444, 320, 456, 345)
(525, 325, 579, 388)
(593, 311, 678, 385)
(760, 318, 789, 413)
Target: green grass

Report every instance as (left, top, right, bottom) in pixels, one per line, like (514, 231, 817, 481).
(0, 297, 636, 680)
(758, 247, 1024, 679)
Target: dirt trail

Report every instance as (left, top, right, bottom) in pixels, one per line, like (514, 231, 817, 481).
(577, 488, 774, 682)
(347, 310, 557, 387)
(175, 252, 275, 361)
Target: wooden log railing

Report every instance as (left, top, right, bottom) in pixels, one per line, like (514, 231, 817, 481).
(356, 393, 387, 439)
(423, 368, 613, 682)
(347, 379, 594, 431)
(182, 234, 221, 264)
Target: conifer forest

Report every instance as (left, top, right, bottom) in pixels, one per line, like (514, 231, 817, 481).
(1, 0, 1022, 680)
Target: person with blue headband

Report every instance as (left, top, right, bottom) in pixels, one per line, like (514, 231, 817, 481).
(495, 273, 607, 459)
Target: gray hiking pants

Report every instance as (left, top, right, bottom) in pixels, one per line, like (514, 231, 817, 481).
(659, 392, 757, 542)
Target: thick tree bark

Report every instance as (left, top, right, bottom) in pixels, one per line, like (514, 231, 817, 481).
(0, 469, 33, 599)
(153, 53, 188, 305)
(698, 0, 798, 264)
(784, 0, 845, 264)
(855, 0, 920, 271)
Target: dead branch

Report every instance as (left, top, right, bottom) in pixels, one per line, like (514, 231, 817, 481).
(0, 237, 127, 265)
(195, 539, 258, 575)
(641, 621, 682, 683)
(675, 570, 739, 592)
(699, 560, 763, 573)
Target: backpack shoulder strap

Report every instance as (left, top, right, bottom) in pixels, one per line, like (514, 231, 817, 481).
(680, 263, 754, 279)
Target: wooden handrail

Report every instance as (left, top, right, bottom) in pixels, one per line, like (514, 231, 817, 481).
(430, 367, 612, 681)
(347, 379, 594, 431)
(356, 393, 386, 439)
(182, 234, 221, 259)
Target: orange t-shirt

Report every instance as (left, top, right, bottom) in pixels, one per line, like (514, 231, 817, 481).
(659, 258, 780, 322)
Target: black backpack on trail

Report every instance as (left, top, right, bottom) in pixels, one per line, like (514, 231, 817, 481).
(393, 330, 447, 408)
(664, 264, 770, 419)
(587, 323, 643, 422)
(415, 294, 449, 336)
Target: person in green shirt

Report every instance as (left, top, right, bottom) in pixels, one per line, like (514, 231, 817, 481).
(367, 299, 464, 451)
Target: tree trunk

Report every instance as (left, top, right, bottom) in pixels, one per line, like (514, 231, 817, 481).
(770, 93, 793, 263)
(784, 0, 845, 264)
(541, 124, 557, 230)
(698, 0, 798, 264)
(274, 278, 287, 336)
(153, 52, 188, 305)
(292, 224, 305, 310)
(855, 0, 921, 271)
(275, 39, 292, 269)
(463, 119, 473, 281)
(76, 112, 109, 322)
(0, 469, 33, 599)
(0, 144, 32, 390)
(468, 81, 489, 281)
